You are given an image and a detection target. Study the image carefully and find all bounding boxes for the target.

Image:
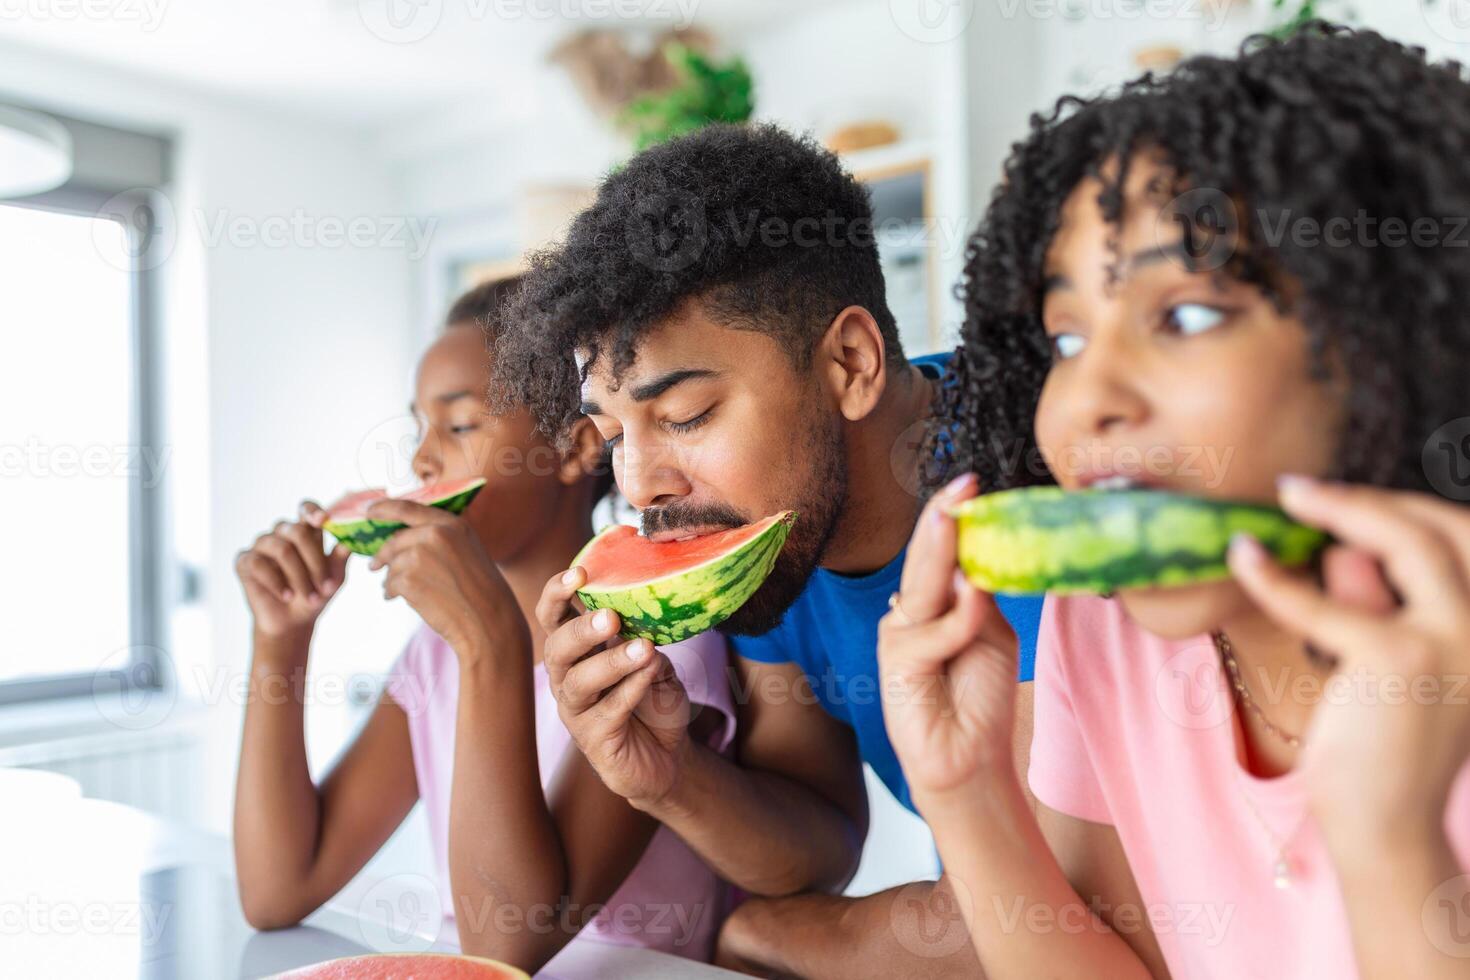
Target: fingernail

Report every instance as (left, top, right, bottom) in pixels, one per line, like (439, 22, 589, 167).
(627, 640, 647, 662)
(562, 569, 579, 586)
(944, 472, 977, 494)
(281, 589, 294, 601)
(1276, 473, 1316, 503)
(593, 610, 611, 631)
(324, 580, 338, 594)
(1229, 532, 1266, 566)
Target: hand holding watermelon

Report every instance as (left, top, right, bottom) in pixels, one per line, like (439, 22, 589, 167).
(363, 498, 530, 662)
(878, 474, 1022, 806)
(236, 501, 352, 646)
(537, 567, 693, 810)
(1228, 477, 1470, 853)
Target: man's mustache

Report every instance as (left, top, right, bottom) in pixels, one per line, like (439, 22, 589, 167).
(640, 501, 752, 537)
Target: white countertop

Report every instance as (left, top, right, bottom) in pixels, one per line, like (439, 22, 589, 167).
(0, 775, 743, 979)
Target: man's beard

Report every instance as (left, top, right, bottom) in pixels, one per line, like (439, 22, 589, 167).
(638, 413, 848, 638)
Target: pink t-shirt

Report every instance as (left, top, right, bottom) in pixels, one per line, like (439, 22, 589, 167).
(386, 625, 736, 964)
(1028, 594, 1470, 980)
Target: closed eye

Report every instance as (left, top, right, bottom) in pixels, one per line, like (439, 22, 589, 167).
(666, 408, 712, 435)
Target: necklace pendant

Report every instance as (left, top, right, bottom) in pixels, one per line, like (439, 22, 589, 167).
(1272, 856, 1292, 890)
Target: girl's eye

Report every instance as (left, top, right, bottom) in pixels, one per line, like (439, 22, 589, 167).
(450, 423, 478, 436)
(1050, 333, 1086, 361)
(606, 432, 624, 450)
(1165, 303, 1227, 336)
(666, 409, 712, 435)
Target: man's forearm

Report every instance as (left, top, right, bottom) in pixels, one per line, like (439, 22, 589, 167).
(640, 740, 862, 896)
(716, 879, 984, 980)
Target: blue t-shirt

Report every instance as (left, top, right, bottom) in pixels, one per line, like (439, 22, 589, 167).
(728, 352, 1043, 814)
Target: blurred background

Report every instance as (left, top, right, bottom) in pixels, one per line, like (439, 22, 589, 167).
(2, 0, 1462, 913)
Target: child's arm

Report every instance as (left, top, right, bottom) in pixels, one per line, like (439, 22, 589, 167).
(1229, 477, 1470, 978)
(365, 499, 667, 970)
(232, 504, 419, 929)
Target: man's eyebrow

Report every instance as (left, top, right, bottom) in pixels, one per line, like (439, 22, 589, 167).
(580, 368, 721, 416)
(630, 368, 721, 402)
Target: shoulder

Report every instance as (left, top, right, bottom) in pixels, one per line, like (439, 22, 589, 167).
(1039, 594, 1152, 684)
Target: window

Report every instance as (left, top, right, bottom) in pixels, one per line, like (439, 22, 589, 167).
(0, 189, 163, 703)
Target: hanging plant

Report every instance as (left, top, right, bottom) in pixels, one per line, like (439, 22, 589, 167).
(618, 43, 755, 154)
(1265, 0, 1357, 39)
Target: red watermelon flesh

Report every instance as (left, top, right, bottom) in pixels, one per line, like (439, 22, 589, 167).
(576, 514, 786, 588)
(322, 477, 487, 557)
(572, 511, 796, 644)
(325, 479, 484, 523)
(268, 952, 529, 980)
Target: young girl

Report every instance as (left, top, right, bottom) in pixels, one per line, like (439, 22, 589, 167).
(880, 25, 1470, 980)
(232, 279, 735, 972)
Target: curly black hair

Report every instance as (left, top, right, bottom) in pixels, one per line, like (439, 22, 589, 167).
(446, 274, 617, 503)
(492, 122, 902, 443)
(929, 23, 1470, 498)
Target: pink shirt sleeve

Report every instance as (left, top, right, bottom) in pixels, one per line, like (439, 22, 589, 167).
(383, 625, 434, 718)
(1027, 596, 1112, 825)
(662, 631, 737, 756)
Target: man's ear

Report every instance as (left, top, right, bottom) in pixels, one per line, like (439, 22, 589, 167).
(560, 417, 607, 487)
(817, 305, 888, 422)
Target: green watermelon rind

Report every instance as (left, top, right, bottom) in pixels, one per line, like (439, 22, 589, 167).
(574, 512, 796, 645)
(323, 478, 487, 557)
(952, 487, 1328, 596)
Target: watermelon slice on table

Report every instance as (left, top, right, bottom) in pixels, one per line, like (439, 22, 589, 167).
(267, 952, 529, 979)
(951, 486, 1328, 595)
(322, 477, 487, 557)
(573, 511, 796, 645)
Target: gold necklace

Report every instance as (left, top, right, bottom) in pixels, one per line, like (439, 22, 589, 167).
(1233, 769, 1306, 890)
(1213, 630, 1307, 888)
(1213, 630, 1302, 748)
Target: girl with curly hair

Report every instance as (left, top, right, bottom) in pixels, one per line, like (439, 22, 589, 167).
(880, 24, 1470, 979)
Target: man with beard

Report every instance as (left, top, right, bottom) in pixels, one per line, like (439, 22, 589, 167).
(491, 123, 1043, 977)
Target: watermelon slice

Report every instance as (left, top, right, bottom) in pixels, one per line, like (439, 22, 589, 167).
(573, 511, 796, 644)
(322, 477, 487, 557)
(951, 487, 1328, 595)
(267, 952, 529, 980)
